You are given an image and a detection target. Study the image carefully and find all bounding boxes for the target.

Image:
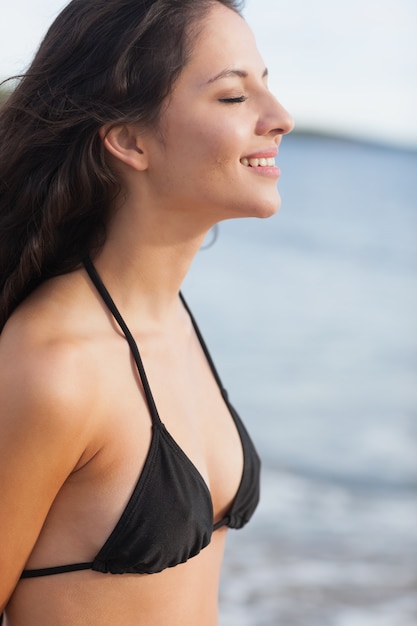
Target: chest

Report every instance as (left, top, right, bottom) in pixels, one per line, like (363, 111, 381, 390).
(60, 333, 245, 553)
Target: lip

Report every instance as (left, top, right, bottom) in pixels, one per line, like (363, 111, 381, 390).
(244, 165, 281, 179)
(242, 147, 279, 160)
(240, 146, 280, 178)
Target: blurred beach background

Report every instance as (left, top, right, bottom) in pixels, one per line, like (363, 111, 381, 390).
(1, 0, 416, 624)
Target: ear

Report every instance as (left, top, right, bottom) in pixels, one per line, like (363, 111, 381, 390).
(99, 125, 148, 171)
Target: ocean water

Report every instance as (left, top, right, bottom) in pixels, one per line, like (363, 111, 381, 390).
(183, 132, 417, 625)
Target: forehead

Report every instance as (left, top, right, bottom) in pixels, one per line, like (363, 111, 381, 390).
(181, 4, 265, 85)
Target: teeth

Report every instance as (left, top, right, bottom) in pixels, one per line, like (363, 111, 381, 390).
(240, 157, 275, 167)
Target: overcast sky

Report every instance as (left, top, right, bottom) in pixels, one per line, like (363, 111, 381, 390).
(1, 0, 416, 147)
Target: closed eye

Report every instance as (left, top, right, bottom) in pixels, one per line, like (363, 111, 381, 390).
(218, 96, 248, 104)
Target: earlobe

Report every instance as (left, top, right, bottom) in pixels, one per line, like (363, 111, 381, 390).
(99, 125, 148, 171)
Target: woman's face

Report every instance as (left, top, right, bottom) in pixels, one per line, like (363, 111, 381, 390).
(141, 2, 294, 225)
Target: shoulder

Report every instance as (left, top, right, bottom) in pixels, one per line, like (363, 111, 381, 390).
(0, 276, 103, 603)
(0, 275, 102, 464)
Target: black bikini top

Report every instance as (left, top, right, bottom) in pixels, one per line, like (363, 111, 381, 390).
(21, 259, 260, 578)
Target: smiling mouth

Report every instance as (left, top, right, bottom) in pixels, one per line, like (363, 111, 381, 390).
(240, 157, 276, 167)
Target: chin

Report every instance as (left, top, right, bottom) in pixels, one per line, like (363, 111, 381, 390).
(257, 204, 281, 219)
(250, 194, 282, 219)
(217, 191, 281, 222)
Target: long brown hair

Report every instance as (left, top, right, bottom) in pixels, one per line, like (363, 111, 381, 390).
(0, 0, 242, 331)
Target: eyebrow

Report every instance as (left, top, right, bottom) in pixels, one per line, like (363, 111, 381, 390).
(207, 67, 268, 84)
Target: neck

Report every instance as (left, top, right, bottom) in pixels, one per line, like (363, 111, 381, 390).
(89, 209, 211, 326)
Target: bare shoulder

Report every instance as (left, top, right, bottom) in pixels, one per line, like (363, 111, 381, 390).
(0, 331, 92, 450)
(0, 272, 102, 463)
(0, 273, 103, 605)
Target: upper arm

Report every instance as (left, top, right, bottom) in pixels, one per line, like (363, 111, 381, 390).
(0, 333, 94, 609)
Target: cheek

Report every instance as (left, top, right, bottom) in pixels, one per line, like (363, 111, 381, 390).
(173, 115, 244, 169)
(152, 110, 252, 208)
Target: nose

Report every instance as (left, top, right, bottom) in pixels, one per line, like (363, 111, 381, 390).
(256, 91, 295, 137)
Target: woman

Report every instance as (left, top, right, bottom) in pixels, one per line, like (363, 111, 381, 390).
(0, 0, 293, 623)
